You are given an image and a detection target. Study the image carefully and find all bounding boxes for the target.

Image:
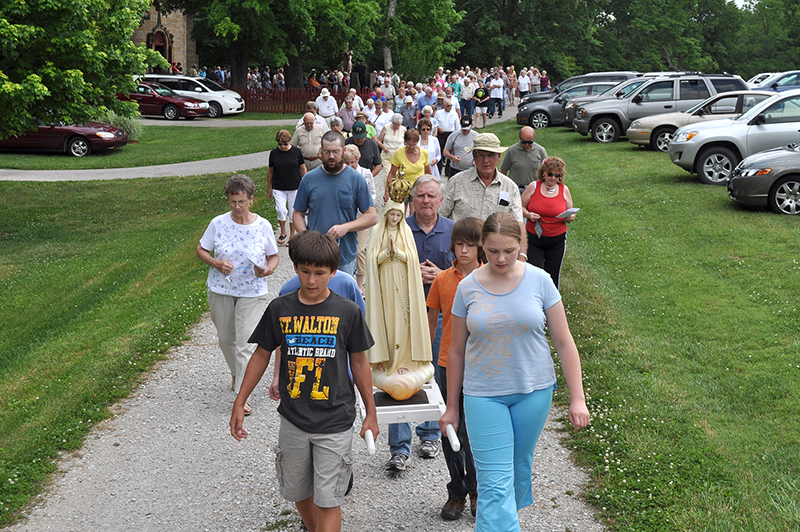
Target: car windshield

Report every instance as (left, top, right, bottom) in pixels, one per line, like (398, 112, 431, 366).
(686, 96, 720, 114)
(195, 78, 227, 92)
(601, 79, 646, 97)
(148, 83, 177, 97)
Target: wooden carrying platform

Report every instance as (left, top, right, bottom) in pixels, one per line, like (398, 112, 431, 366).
(358, 380, 459, 454)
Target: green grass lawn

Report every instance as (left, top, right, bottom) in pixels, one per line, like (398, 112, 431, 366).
(0, 126, 284, 170)
(0, 123, 798, 530)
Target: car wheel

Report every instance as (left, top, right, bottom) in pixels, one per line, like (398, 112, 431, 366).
(591, 118, 620, 143)
(163, 104, 180, 120)
(528, 111, 550, 129)
(697, 146, 739, 185)
(768, 175, 800, 215)
(67, 137, 91, 157)
(650, 126, 675, 152)
(208, 102, 222, 118)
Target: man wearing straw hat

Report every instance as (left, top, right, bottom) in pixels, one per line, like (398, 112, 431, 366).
(440, 132, 527, 257)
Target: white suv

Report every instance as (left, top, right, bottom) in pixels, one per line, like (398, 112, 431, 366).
(143, 74, 245, 117)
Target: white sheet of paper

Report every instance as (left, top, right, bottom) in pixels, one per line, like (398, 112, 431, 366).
(556, 208, 580, 219)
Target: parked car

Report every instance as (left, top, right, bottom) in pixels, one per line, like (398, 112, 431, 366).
(142, 74, 245, 117)
(518, 71, 640, 106)
(627, 90, 774, 151)
(562, 77, 652, 127)
(668, 89, 800, 185)
(728, 143, 800, 214)
(123, 82, 210, 120)
(0, 121, 128, 157)
(516, 81, 616, 128)
(747, 72, 779, 89)
(573, 73, 748, 143)
(760, 70, 800, 93)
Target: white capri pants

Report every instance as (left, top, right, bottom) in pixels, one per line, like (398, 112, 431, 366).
(273, 189, 298, 223)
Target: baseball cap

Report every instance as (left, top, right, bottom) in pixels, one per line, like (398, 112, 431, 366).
(352, 121, 367, 139)
(460, 116, 473, 129)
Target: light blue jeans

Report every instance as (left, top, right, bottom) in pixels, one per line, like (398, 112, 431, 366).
(464, 388, 553, 532)
(388, 312, 443, 456)
(338, 258, 356, 278)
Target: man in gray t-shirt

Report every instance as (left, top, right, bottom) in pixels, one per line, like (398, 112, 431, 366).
(443, 117, 478, 177)
(500, 126, 547, 194)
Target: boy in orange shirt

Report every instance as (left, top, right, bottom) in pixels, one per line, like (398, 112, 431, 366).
(426, 217, 484, 520)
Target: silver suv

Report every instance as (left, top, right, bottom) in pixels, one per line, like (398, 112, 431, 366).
(572, 74, 747, 143)
(668, 89, 800, 185)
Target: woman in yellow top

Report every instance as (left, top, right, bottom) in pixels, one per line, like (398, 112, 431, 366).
(384, 129, 431, 212)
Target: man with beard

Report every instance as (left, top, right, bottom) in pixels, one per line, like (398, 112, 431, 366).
(293, 131, 377, 277)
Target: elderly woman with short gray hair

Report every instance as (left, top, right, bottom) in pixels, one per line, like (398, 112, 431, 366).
(196, 174, 280, 416)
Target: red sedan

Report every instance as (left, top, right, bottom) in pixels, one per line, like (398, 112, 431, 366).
(124, 82, 210, 120)
(0, 121, 128, 157)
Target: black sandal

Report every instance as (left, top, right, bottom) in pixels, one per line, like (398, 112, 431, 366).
(277, 234, 287, 245)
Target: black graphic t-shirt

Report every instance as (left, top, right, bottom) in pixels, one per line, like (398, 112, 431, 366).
(249, 290, 374, 433)
(474, 87, 488, 103)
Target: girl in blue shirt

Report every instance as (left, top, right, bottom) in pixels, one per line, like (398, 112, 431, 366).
(439, 212, 590, 532)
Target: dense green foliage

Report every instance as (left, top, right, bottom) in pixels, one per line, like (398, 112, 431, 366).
(0, 0, 167, 138)
(177, 0, 800, 86)
(447, 0, 800, 82)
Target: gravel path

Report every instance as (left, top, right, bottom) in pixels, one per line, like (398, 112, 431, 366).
(7, 241, 604, 532)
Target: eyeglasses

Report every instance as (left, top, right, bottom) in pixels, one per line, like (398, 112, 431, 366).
(547, 172, 563, 178)
(520, 140, 534, 145)
(419, 128, 431, 131)
(228, 199, 251, 207)
(322, 149, 342, 156)
(278, 142, 290, 146)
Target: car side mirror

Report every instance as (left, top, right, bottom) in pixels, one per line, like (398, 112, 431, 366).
(749, 113, 766, 126)
(771, 83, 779, 90)
(615, 90, 624, 97)
(632, 94, 643, 103)
(696, 108, 705, 116)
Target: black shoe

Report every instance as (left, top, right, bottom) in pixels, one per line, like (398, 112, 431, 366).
(441, 497, 466, 520)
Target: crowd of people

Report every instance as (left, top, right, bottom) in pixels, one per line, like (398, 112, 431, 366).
(196, 65, 588, 532)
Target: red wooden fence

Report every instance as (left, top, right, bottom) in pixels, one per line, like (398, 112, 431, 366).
(231, 86, 373, 114)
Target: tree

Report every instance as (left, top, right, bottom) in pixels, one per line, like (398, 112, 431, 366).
(0, 0, 166, 139)
(383, 0, 464, 80)
(163, 0, 380, 88)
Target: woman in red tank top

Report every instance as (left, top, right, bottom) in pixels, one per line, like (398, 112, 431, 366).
(520, 157, 575, 287)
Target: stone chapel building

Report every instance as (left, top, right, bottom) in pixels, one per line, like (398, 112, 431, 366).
(131, 6, 199, 72)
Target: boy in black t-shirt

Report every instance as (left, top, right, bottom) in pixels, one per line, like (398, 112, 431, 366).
(230, 231, 378, 532)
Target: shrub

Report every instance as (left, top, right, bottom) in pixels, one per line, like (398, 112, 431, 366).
(94, 108, 144, 140)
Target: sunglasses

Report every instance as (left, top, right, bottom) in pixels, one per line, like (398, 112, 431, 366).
(520, 140, 534, 145)
(547, 172, 563, 178)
